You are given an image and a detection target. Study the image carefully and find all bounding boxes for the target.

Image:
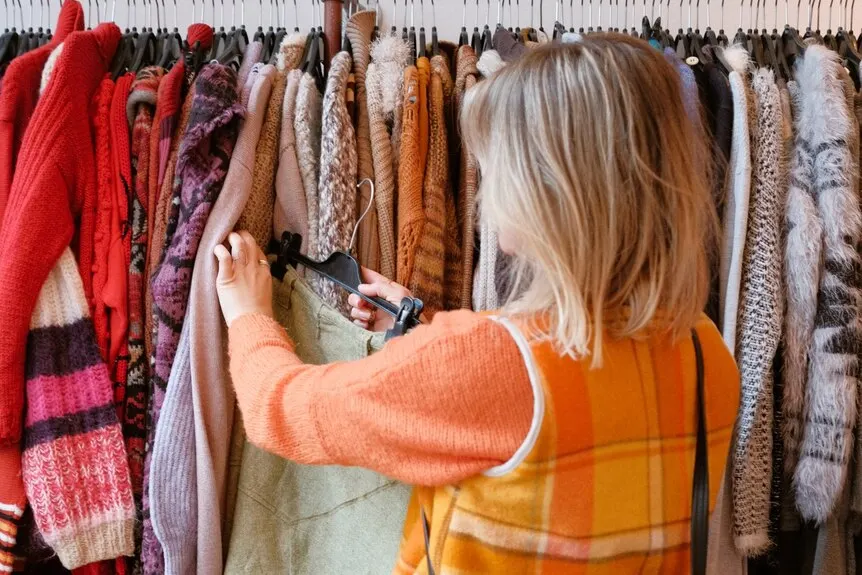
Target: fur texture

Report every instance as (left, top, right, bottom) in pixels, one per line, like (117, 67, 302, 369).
(789, 45, 862, 523)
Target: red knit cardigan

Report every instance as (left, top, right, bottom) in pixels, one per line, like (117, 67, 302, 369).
(0, 0, 84, 226)
(0, 23, 122, 443)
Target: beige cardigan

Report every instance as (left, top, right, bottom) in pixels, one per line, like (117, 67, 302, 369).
(366, 34, 410, 279)
(346, 10, 379, 271)
(273, 69, 307, 245)
(147, 64, 275, 575)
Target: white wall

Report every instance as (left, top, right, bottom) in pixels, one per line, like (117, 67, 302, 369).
(3, 0, 858, 52)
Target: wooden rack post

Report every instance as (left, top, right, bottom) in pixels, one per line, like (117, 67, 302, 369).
(324, 0, 343, 68)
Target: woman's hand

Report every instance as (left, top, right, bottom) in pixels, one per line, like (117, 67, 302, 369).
(214, 231, 274, 328)
(349, 268, 413, 332)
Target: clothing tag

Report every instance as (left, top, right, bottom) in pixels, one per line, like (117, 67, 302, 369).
(686, 56, 700, 66)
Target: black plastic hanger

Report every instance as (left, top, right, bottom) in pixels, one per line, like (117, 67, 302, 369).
(269, 232, 424, 340)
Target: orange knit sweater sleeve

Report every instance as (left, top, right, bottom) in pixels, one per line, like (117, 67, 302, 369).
(228, 309, 533, 486)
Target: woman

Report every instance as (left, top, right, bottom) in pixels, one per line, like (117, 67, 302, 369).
(215, 36, 740, 574)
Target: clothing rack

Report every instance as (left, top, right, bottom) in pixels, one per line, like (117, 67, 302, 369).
(324, 0, 342, 66)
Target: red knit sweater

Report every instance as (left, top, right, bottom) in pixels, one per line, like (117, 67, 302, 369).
(0, 0, 84, 226)
(0, 23, 122, 443)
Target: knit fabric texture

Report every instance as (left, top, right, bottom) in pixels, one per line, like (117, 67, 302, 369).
(417, 57, 430, 175)
(314, 51, 358, 312)
(145, 81, 196, 360)
(731, 67, 786, 556)
(142, 63, 243, 574)
(155, 59, 185, 189)
(455, 45, 479, 309)
(23, 248, 135, 569)
(0, 0, 83, 227)
(273, 69, 308, 244)
(276, 32, 307, 71)
(92, 78, 117, 364)
(439, 58, 462, 313)
(347, 10, 379, 272)
(149, 63, 272, 575)
(366, 33, 410, 280)
(238, 64, 280, 247)
(295, 73, 323, 258)
(407, 55, 452, 316)
(124, 66, 164, 575)
(0, 21, 120, 444)
(719, 46, 753, 352)
(396, 66, 424, 288)
(790, 46, 862, 523)
(477, 48, 505, 77)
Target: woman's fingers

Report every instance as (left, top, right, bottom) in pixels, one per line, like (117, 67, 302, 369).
(214, 244, 234, 283)
(228, 232, 247, 266)
(350, 306, 373, 321)
(360, 266, 390, 285)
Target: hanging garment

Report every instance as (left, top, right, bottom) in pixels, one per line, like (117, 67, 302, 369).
(273, 69, 307, 244)
(149, 63, 273, 575)
(396, 66, 424, 288)
(237, 41, 263, 90)
(154, 59, 185, 189)
(455, 45, 479, 310)
(366, 34, 411, 280)
(143, 63, 243, 575)
(718, 46, 753, 353)
(439, 60, 462, 314)
(347, 10, 379, 272)
(294, 73, 323, 259)
(92, 78, 117, 364)
(237, 62, 283, 247)
(0, 0, 83, 226)
(146, 82, 195, 359)
(493, 27, 527, 63)
(406, 55, 452, 316)
(417, 56, 430, 173)
(0, 25, 121, 562)
(224, 268, 412, 574)
(23, 249, 135, 569)
(395, 316, 738, 574)
(315, 51, 358, 312)
(125, 65, 165, 575)
(144, 24, 214, 362)
(276, 31, 306, 71)
(791, 46, 862, 524)
(731, 67, 786, 556)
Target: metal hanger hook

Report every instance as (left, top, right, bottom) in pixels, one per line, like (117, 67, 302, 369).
(349, 179, 376, 254)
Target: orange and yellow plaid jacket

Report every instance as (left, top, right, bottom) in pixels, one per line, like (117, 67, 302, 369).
(395, 314, 739, 574)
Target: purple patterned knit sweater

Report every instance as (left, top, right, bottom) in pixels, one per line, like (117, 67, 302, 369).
(141, 63, 243, 574)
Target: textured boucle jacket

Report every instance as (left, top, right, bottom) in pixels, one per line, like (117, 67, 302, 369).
(315, 51, 358, 312)
(732, 67, 786, 556)
(347, 10, 379, 271)
(366, 34, 410, 280)
(786, 45, 862, 524)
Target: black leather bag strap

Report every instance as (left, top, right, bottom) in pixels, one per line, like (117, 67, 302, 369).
(691, 328, 709, 575)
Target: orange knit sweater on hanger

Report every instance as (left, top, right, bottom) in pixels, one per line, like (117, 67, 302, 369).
(396, 66, 425, 287)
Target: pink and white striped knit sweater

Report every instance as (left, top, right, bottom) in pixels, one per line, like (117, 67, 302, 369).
(22, 249, 135, 569)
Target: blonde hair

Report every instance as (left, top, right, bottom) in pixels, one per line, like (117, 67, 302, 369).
(461, 35, 718, 366)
